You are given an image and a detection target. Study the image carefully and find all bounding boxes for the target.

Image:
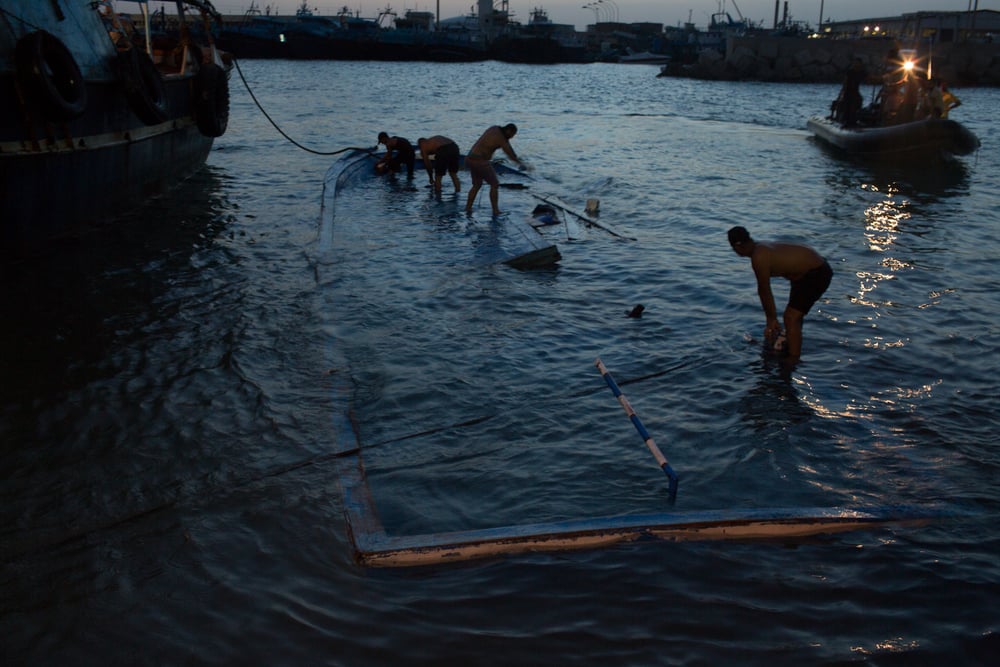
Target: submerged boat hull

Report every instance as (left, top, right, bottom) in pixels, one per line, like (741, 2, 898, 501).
(807, 115, 980, 159)
(324, 149, 561, 269)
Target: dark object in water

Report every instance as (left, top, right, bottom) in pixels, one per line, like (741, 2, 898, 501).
(627, 304, 645, 318)
(531, 204, 558, 226)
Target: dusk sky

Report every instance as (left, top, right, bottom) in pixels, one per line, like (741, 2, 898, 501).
(209, 1, 996, 32)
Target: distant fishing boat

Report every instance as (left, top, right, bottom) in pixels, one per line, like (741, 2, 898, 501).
(488, 6, 590, 64)
(211, 2, 287, 58)
(0, 0, 231, 248)
(616, 50, 670, 65)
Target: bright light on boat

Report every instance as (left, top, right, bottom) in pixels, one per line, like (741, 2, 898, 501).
(903, 60, 915, 72)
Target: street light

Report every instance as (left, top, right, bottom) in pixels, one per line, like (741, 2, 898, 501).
(594, 0, 607, 22)
(598, 0, 619, 22)
(582, 3, 600, 23)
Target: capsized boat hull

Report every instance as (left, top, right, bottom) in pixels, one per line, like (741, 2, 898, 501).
(329, 361, 973, 568)
(807, 115, 980, 159)
(323, 149, 560, 269)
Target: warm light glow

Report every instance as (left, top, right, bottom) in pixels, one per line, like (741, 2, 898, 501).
(862, 335, 906, 350)
(903, 60, 915, 72)
(847, 184, 912, 329)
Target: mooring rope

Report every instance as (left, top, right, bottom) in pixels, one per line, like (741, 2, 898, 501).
(231, 56, 375, 157)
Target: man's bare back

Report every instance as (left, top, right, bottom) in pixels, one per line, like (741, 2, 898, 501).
(418, 135, 454, 154)
(468, 125, 518, 161)
(728, 226, 832, 361)
(749, 241, 826, 282)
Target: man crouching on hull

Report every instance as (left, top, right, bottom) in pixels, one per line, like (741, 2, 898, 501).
(728, 226, 833, 361)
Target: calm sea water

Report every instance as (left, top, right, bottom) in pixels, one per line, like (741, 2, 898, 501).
(3, 60, 999, 664)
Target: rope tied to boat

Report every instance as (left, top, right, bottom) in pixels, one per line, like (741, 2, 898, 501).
(231, 56, 376, 157)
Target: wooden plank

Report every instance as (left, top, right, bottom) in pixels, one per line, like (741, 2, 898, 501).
(527, 192, 636, 241)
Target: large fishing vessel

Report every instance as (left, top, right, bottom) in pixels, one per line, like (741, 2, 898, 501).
(0, 0, 230, 249)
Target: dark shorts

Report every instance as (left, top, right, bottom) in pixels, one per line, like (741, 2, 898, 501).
(466, 156, 498, 187)
(389, 146, 415, 175)
(433, 142, 460, 176)
(788, 261, 833, 314)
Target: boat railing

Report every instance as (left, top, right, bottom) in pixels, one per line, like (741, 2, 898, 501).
(110, 1, 227, 78)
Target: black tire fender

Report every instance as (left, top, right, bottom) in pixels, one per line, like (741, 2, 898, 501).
(14, 30, 88, 121)
(194, 62, 229, 138)
(117, 48, 168, 125)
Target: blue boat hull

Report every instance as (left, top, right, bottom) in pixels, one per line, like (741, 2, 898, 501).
(320, 149, 968, 568)
(323, 149, 561, 269)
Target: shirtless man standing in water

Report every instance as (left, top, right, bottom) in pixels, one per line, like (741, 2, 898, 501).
(728, 226, 833, 361)
(465, 123, 526, 216)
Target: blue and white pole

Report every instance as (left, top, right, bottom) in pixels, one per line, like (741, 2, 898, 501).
(595, 357, 679, 502)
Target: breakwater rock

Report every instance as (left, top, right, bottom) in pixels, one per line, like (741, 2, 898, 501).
(662, 36, 1000, 86)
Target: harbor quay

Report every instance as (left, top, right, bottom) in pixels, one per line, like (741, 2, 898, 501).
(211, 5, 1000, 85)
(673, 36, 1000, 86)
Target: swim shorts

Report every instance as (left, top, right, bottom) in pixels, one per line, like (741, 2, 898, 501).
(788, 261, 832, 314)
(466, 156, 498, 187)
(434, 142, 460, 176)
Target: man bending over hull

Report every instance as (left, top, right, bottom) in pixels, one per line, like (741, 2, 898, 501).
(417, 135, 461, 193)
